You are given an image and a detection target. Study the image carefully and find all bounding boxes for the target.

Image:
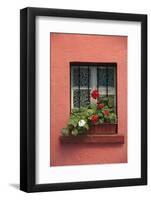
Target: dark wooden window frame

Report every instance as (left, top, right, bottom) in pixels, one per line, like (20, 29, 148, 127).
(60, 62, 121, 143)
(70, 62, 117, 114)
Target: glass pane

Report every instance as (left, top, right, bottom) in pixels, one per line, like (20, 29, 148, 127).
(73, 89, 80, 108)
(80, 89, 90, 107)
(71, 64, 116, 110)
(80, 67, 89, 87)
(73, 89, 90, 108)
(97, 68, 107, 87)
(108, 67, 114, 87)
(72, 67, 79, 87)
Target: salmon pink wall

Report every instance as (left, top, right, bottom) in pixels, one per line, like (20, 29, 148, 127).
(50, 33, 127, 166)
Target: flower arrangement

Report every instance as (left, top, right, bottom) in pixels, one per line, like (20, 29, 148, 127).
(61, 89, 117, 136)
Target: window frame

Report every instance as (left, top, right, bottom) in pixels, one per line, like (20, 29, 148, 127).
(70, 62, 117, 114)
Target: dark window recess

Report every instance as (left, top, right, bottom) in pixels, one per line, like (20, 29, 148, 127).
(71, 62, 117, 112)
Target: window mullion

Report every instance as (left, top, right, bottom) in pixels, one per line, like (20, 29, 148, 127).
(71, 67, 73, 109)
(78, 66, 80, 108)
(91, 67, 97, 90)
(88, 66, 90, 104)
(106, 66, 108, 97)
(97, 66, 99, 90)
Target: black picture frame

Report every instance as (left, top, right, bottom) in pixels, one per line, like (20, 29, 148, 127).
(20, 7, 147, 192)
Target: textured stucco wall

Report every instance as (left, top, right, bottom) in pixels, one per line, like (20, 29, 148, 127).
(50, 33, 127, 166)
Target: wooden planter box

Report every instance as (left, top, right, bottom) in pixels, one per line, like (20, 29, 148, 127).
(60, 123, 124, 144)
(60, 134, 124, 144)
(87, 123, 117, 135)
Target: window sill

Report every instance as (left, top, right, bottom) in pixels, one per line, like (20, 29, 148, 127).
(60, 134, 124, 144)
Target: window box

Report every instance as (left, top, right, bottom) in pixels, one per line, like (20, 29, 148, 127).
(60, 134, 124, 144)
(86, 123, 117, 135)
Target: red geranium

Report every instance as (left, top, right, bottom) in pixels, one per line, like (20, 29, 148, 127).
(91, 114, 99, 123)
(103, 109, 110, 116)
(91, 89, 100, 99)
(97, 103, 105, 109)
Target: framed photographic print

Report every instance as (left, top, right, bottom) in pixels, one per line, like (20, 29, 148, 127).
(20, 7, 147, 192)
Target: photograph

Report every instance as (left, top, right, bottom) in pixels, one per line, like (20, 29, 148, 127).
(50, 33, 127, 166)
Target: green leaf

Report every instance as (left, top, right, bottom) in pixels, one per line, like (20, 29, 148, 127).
(89, 103, 97, 111)
(87, 109, 95, 116)
(71, 128, 79, 136)
(104, 105, 109, 109)
(109, 113, 117, 123)
(77, 127, 86, 135)
(68, 119, 78, 127)
(71, 108, 79, 113)
(99, 119, 104, 124)
(84, 124, 89, 130)
(67, 124, 74, 131)
(97, 112, 103, 118)
(61, 128, 70, 136)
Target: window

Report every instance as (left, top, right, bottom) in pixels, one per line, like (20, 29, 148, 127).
(71, 62, 117, 113)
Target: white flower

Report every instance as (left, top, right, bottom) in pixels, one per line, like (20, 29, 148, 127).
(78, 119, 86, 127)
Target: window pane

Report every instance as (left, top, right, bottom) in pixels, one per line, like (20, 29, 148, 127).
(71, 64, 116, 111)
(72, 67, 79, 87)
(108, 67, 114, 87)
(80, 89, 90, 107)
(73, 89, 80, 108)
(97, 68, 107, 87)
(72, 67, 90, 87)
(80, 67, 89, 87)
(73, 89, 90, 108)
